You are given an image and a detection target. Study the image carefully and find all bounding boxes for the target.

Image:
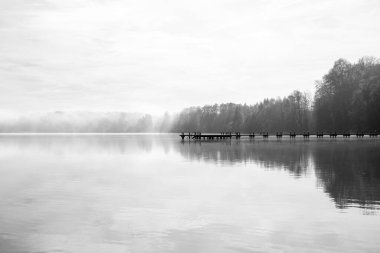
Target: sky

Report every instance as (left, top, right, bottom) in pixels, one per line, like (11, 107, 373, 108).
(1, 0, 380, 116)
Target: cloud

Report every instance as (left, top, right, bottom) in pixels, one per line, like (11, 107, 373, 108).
(1, 0, 380, 115)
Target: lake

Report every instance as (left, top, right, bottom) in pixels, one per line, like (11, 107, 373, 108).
(0, 134, 379, 253)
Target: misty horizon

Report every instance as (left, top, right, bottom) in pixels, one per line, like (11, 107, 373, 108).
(2, 56, 379, 133)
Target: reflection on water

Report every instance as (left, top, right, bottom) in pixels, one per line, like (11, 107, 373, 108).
(178, 139, 380, 210)
(313, 141, 380, 210)
(178, 140, 312, 176)
(0, 134, 380, 252)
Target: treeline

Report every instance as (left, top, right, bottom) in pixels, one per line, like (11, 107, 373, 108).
(171, 91, 311, 132)
(172, 57, 380, 133)
(314, 57, 380, 131)
(1, 57, 379, 133)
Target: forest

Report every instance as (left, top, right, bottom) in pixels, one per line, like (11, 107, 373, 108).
(172, 57, 380, 133)
(0, 57, 379, 133)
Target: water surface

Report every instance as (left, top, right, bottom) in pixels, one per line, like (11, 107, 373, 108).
(0, 134, 379, 252)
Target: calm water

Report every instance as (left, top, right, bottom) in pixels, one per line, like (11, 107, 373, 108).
(0, 134, 380, 253)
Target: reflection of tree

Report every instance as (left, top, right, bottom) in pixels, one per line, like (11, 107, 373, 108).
(178, 140, 380, 210)
(0, 134, 156, 154)
(3, 135, 379, 210)
(313, 142, 380, 209)
(178, 140, 311, 177)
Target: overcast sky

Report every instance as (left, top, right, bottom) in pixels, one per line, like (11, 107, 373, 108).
(1, 0, 380, 116)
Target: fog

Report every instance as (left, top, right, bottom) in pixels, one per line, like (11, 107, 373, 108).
(0, 111, 173, 133)
(2, 56, 379, 133)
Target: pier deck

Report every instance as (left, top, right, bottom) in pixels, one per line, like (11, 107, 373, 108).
(179, 132, 378, 140)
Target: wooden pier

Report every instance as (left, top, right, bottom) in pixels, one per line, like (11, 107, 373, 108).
(179, 132, 378, 140)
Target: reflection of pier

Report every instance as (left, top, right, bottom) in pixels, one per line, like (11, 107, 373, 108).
(180, 132, 378, 140)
